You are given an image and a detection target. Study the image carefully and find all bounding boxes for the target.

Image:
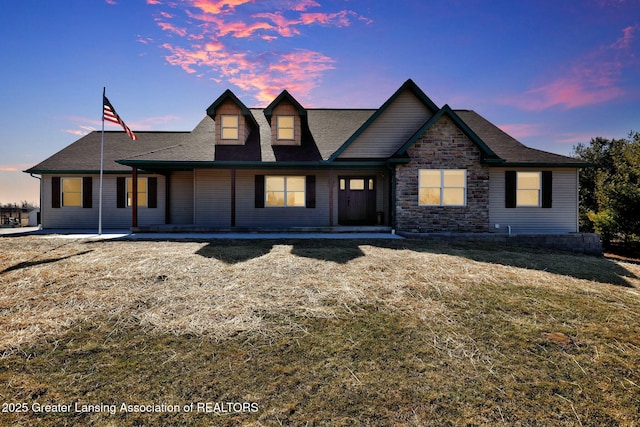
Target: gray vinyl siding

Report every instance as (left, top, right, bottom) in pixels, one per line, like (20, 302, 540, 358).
(338, 90, 433, 159)
(233, 169, 388, 227)
(41, 174, 165, 229)
(170, 171, 194, 224)
(489, 168, 579, 234)
(194, 169, 231, 227)
(235, 169, 329, 227)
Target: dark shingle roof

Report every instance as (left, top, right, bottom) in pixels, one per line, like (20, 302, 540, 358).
(25, 88, 584, 173)
(455, 110, 585, 166)
(24, 130, 194, 173)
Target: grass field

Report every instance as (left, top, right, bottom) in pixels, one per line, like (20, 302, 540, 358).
(0, 236, 638, 426)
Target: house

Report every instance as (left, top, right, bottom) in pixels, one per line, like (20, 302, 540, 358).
(25, 80, 586, 234)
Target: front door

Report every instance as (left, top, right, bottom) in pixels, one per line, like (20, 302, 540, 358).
(338, 176, 377, 225)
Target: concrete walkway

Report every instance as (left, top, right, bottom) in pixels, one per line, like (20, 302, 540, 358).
(0, 227, 403, 240)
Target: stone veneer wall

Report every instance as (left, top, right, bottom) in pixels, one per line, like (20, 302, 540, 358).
(395, 115, 490, 232)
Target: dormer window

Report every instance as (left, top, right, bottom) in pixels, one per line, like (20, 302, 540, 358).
(277, 116, 295, 140)
(221, 115, 239, 140)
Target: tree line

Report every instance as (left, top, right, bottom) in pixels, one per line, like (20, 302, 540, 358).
(573, 131, 640, 247)
(0, 201, 38, 210)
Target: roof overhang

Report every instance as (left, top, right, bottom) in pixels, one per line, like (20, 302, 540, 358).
(116, 159, 390, 171)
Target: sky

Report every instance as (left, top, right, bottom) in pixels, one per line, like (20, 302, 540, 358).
(1, 0, 639, 206)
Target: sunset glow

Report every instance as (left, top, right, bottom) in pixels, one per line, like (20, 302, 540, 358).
(1, 1, 639, 204)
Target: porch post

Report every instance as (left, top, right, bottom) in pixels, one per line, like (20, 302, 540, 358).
(231, 169, 236, 227)
(132, 167, 138, 228)
(328, 170, 334, 226)
(165, 172, 171, 225)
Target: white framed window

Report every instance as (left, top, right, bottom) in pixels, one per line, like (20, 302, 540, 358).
(277, 116, 294, 140)
(419, 169, 466, 206)
(221, 115, 239, 140)
(62, 177, 82, 207)
(266, 176, 305, 207)
(517, 172, 541, 207)
(126, 177, 148, 207)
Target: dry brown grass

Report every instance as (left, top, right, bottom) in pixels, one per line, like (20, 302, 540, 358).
(0, 235, 638, 426)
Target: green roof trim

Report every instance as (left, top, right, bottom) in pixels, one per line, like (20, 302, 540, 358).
(206, 89, 258, 128)
(115, 159, 389, 170)
(327, 79, 439, 162)
(392, 105, 504, 163)
(23, 169, 128, 175)
(263, 90, 306, 124)
(497, 161, 589, 168)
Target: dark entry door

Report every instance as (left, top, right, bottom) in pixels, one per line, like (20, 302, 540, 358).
(338, 176, 376, 225)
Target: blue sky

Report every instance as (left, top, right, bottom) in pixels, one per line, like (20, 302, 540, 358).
(1, 0, 639, 205)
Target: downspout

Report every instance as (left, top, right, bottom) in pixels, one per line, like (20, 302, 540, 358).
(29, 173, 42, 228)
(576, 169, 580, 233)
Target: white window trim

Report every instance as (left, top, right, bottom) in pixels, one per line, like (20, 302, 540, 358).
(126, 177, 148, 208)
(61, 177, 83, 207)
(277, 115, 295, 140)
(265, 176, 306, 208)
(516, 171, 542, 207)
(221, 114, 239, 140)
(418, 169, 467, 207)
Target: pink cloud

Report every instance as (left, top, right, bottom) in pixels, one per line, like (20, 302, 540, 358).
(137, 35, 154, 44)
(63, 129, 93, 136)
(507, 25, 638, 111)
(556, 132, 614, 144)
(191, 0, 253, 15)
(146, 1, 370, 103)
(157, 21, 188, 37)
(498, 123, 544, 139)
(231, 49, 335, 103)
(252, 12, 301, 37)
(216, 19, 275, 38)
(291, 0, 320, 11)
(147, 0, 162, 4)
(105, 0, 118, 5)
(300, 11, 354, 27)
(612, 24, 639, 49)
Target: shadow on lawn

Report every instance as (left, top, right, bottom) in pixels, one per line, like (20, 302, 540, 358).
(192, 239, 638, 287)
(195, 242, 273, 264)
(194, 240, 365, 264)
(0, 250, 93, 275)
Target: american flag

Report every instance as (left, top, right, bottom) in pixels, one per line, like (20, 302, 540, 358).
(103, 95, 137, 140)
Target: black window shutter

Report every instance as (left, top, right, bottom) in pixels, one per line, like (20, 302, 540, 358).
(505, 171, 516, 208)
(305, 175, 316, 208)
(148, 177, 158, 208)
(52, 177, 61, 208)
(82, 177, 92, 208)
(116, 177, 126, 208)
(255, 175, 265, 208)
(541, 171, 552, 208)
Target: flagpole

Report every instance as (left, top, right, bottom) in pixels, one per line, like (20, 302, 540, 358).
(98, 87, 105, 235)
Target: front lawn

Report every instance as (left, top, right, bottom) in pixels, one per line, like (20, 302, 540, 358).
(0, 236, 638, 426)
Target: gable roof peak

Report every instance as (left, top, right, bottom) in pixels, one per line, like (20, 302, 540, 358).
(263, 89, 306, 124)
(206, 89, 252, 118)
